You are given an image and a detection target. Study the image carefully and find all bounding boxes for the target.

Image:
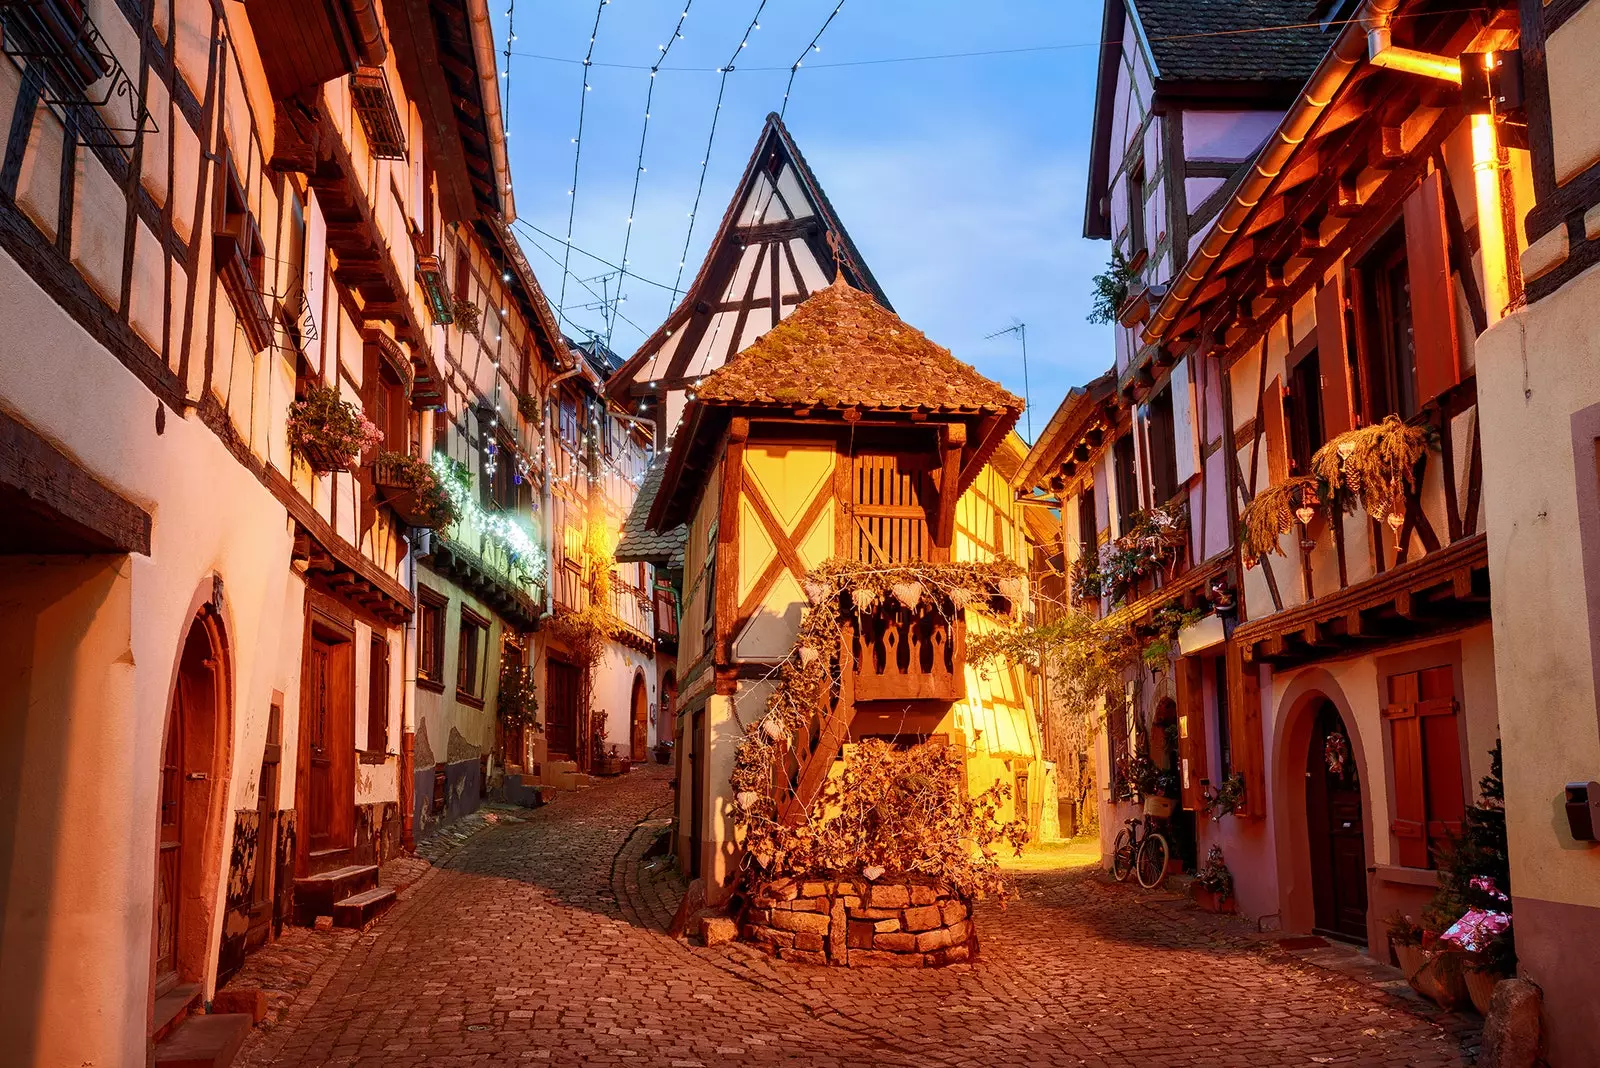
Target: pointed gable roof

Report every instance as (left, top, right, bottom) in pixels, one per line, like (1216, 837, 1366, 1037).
(606, 113, 889, 403)
(697, 279, 1021, 414)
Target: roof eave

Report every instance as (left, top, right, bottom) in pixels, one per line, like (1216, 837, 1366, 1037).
(1083, 0, 1127, 240)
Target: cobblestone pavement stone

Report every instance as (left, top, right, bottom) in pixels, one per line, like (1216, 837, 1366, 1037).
(232, 767, 1480, 1067)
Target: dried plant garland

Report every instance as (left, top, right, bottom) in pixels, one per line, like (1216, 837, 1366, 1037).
(1238, 475, 1321, 560)
(731, 558, 1027, 899)
(1311, 415, 1432, 524)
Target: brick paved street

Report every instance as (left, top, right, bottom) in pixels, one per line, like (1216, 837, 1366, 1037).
(232, 767, 1479, 1067)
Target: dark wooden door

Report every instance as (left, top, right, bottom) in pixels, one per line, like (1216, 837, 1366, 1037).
(629, 675, 648, 761)
(689, 709, 705, 879)
(247, 703, 281, 949)
(306, 638, 335, 853)
(155, 687, 185, 992)
(1307, 701, 1368, 941)
(546, 660, 580, 759)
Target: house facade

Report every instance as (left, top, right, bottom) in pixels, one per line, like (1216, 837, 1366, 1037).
(0, 0, 575, 1062)
(1473, 0, 1600, 1058)
(641, 278, 1045, 902)
(1138, 0, 1530, 955)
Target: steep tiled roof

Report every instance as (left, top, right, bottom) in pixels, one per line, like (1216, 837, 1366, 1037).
(1134, 0, 1330, 83)
(697, 280, 1022, 414)
(614, 454, 686, 566)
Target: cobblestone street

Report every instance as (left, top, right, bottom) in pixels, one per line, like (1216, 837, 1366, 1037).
(232, 768, 1480, 1067)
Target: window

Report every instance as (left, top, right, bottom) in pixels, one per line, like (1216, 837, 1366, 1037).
(1145, 386, 1179, 506)
(214, 157, 272, 352)
(559, 393, 579, 446)
(1213, 655, 1232, 780)
(417, 588, 446, 685)
(486, 432, 522, 513)
(367, 636, 389, 754)
(1112, 432, 1139, 532)
(432, 409, 450, 459)
(1287, 349, 1325, 476)
(1127, 159, 1147, 257)
(1077, 485, 1097, 558)
(849, 447, 936, 563)
(1356, 222, 1419, 421)
(1383, 664, 1465, 869)
(369, 362, 407, 457)
(457, 610, 488, 700)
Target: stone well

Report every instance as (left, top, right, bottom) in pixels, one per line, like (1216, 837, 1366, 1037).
(743, 875, 975, 967)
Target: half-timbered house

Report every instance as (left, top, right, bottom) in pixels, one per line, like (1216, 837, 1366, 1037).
(0, 0, 552, 1062)
(638, 277, 1044, 902)
(1474, 0, 1600, 1055)
(1141, 0, 1531, 953)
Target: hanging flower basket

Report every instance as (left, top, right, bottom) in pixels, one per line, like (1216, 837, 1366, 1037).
(289, 385, 382, 473)
(373, 451, 459, 529)
(1311, 415, 1432, 523)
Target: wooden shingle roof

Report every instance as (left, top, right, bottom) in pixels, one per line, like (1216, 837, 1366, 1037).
(696, 280, 1022, 414)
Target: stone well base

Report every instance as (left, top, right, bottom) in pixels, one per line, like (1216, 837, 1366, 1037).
(743, 875, 975, 967)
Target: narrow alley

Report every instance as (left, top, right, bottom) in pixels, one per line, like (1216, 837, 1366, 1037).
(231, 769, 1477, 1068)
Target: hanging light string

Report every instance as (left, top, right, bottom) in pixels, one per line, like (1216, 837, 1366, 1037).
(670, 0, 771, 306)
(513, 219, 654, 339)
(519, 219, 678, 294)
(558, 0, 613, 317)
(500, 1, 516, 116)
(614, 0, 698, 349)
(780, 0, 846, 119)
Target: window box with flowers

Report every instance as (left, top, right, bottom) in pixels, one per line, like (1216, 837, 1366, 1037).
(1074, 505, 1188, 604)
(289, 385, 383, 472)
(373, 451, 460, 529)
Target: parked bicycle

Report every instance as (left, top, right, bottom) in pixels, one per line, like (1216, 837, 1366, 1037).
(1111, 796, 1175, 889)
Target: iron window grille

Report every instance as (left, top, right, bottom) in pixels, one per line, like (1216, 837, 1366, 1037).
(349, 65, 406, 160)
(0, 0, 157, 151)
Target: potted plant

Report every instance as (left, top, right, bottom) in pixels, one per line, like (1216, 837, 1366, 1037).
(1192, 846, 1235, 913)
(591, 723, 626, 776)
(652, 739, 673, 765)
(372, 451, 460, 529)
(288, 384, 383, 472)
(1386, 913, 1428, 979)
(1201, 772, 1246, 820)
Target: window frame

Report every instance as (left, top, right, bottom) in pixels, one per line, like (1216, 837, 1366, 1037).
(1286, 333, 1325, 477)
(416, 586, 447, 691)
(1145, 385, 1179, 507)
(456, 607, 489, 706)
(366, 635, 390, 755)
(1112, 432, 1140, 533)
(1352, 219, 1419, 423)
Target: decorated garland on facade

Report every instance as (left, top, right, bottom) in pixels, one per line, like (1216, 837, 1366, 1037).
(730, 558, 1028, 900)
(1238, 474, 1322, 562)
(430, 452, 546, 586)
(1311, 415, 1432, 528)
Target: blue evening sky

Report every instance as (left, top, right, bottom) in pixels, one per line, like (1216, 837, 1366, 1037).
(495, 1, 1115, 439)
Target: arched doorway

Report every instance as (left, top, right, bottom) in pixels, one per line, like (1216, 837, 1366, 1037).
(1305, 699, 1367, 942)
(629, 672, 649, 761)
(154, 608, 229, 996)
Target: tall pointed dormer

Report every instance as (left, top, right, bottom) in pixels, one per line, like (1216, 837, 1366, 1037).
(614, 114, 887, 567)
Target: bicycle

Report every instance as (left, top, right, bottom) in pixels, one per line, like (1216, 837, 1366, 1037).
(1111, 812, 1172, 890)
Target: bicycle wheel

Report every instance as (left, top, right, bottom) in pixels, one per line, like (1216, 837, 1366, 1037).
(1111, 828, 1136, 882)
(1136, 832, 1170, 889)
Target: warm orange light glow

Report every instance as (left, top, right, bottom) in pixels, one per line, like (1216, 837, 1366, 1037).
(1368, 46, 1462, 83)
(1471, 111, 1511, 324)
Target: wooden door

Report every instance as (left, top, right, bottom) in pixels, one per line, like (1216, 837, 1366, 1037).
(247, 703, 282, 949)
(689, 708, 705, 879)
(546, 660, 580, 759)
(1307, 701, 1367, 941)
(629, 675, 648, 761)
(154, 688, 184, 992)
(306, 637, 335, 853)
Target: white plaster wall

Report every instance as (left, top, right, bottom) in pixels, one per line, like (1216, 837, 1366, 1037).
(0, 252, 299, 1065)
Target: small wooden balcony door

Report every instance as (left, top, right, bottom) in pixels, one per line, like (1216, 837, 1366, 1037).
(847, 449, 936, 564)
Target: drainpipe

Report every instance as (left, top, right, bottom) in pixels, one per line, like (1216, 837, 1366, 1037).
(467, 0, 515, 221)
(1362, 3, 1462, 84)
(540, 366, 583, 616)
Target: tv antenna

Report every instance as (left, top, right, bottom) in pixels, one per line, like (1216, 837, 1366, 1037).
(985, 320, 1032, 442)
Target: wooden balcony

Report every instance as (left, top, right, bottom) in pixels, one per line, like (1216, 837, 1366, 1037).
(846, 596, 966, 703)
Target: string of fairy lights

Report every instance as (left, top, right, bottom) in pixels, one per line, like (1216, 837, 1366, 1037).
(779, 0, 845, 119)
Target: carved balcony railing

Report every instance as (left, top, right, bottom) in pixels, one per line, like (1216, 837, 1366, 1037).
(847, 595, 966, 703)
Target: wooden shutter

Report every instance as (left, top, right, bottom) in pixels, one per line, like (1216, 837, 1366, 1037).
(1404, 170, 1460, 408)
(1171, 356, 1201, 485)
(850, 451, 934, 564)
(1226, 646, 1265, 817)
(1384, 670, 1430, 868)
(1261, 377, 1290, 487)
(1177, 657, 1208, 811)
(1418, 665, 1465, 845)
(1316, 274, 1356, 437)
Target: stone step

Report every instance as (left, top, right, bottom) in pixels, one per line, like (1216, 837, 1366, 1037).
(332, 885, 396, 929)
(307, 847, 352, 875)
(293, 864, 379, 924)
(150, 982, 202, 1044)
(153, 1013, 253, 1068)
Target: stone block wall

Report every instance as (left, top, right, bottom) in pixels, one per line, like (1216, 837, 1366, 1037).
(743, 875, 975, 967)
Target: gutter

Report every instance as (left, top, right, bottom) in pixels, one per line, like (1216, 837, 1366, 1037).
(467, 0, 516, 221)
(1146, 0, 1472, 342)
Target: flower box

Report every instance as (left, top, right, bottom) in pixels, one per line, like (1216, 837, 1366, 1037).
(370, 452, 458, 529)
(298, 440, 355, 474)
(1193, 886, 1235, 914)
(1408, 950, 1469, 1011)
(1393, 941, 1428, 980)
(1143, 795, 1176, 819)
(592, 756, 628, 777)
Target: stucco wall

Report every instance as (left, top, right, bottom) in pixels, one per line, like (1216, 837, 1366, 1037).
(1476, 258, 1600, 1066)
